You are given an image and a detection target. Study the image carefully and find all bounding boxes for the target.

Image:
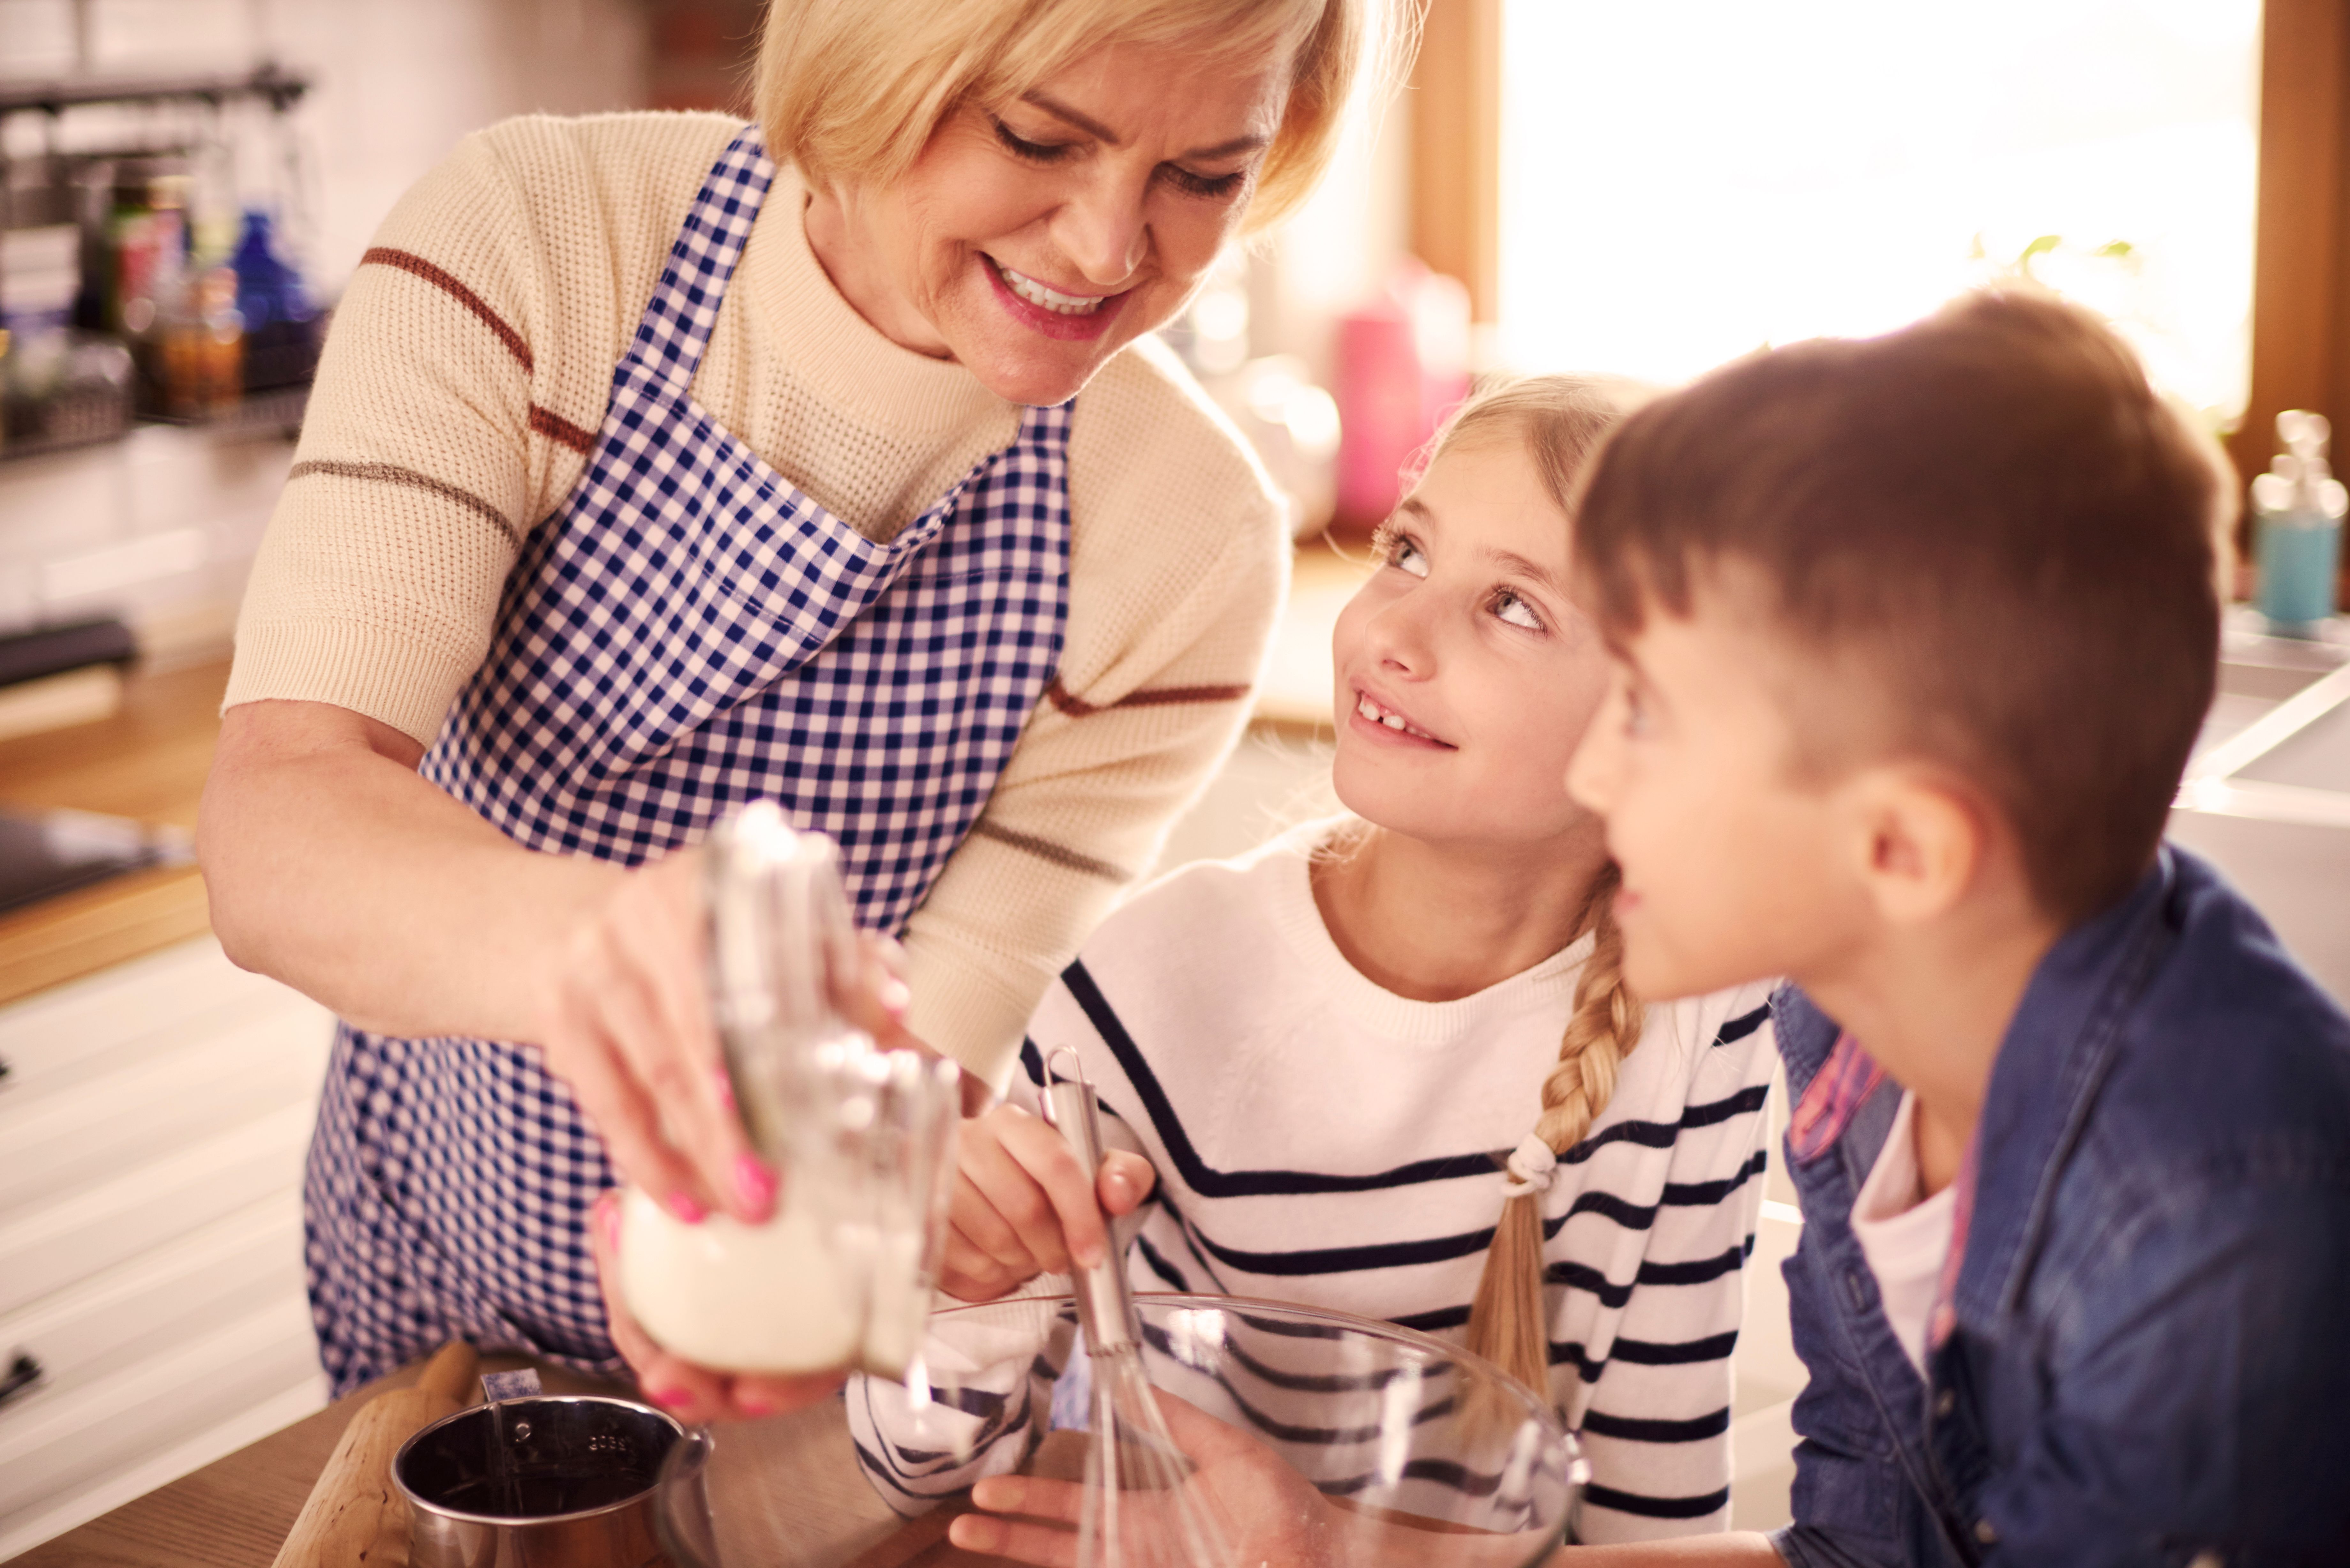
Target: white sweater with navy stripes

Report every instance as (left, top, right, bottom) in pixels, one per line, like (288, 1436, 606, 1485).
(854, 825, 1778, 1541)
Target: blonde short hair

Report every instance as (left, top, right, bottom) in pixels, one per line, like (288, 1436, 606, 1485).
(754, 0, 1406, 234)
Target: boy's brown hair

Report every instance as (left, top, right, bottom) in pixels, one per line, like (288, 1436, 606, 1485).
(1574, 290, 2228, 925)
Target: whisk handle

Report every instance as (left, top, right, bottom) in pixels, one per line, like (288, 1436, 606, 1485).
(1043, 1075, 1141, 1354)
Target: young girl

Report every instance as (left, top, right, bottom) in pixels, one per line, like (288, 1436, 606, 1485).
(863, 377, 1778, 1545)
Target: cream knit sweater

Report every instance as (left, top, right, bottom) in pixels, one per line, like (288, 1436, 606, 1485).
(226, 111, 1289, 1082)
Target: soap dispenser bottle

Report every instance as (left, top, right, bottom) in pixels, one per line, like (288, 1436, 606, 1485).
(2253, 409, 2348, 635)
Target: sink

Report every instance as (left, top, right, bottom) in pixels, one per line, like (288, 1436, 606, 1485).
(2171, 622, 2350, 1002)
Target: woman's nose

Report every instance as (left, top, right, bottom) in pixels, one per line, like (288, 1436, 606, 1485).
(1054, 170, 1150, 286)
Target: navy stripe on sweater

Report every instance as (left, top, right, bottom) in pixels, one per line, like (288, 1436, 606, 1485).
(1051, 960, 1770, 1197)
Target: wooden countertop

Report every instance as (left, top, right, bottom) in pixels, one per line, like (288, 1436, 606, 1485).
(1251, 540, 1370, 735)
(14, 1357, 626, 1568)
(20, 1350, 980, 1568)
(0, 658, 226, 1007)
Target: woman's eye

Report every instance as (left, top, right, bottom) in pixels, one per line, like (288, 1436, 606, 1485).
(1493, 590, 1543, 631)
(992, 117, 1073, 164)
(1164, 164, 1248, 200)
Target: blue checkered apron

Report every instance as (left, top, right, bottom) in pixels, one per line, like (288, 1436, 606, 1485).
(303, 127, 1072, 1393)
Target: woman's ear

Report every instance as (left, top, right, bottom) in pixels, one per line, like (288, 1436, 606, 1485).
(1847, 764, 1988, 930)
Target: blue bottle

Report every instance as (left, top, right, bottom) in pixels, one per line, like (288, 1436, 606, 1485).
(230, 209, 307, 331)
(2254, 410, 2347, 636)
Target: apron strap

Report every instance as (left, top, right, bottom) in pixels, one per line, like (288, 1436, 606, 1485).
(625, 123, 777, 392)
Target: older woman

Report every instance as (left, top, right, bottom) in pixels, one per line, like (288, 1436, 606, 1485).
(198, 0, 1393, 1417)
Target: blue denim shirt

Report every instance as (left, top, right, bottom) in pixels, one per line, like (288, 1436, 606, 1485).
(1769, 846, 2350, 1568)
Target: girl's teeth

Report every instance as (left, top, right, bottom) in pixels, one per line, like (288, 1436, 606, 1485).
(1357, 694, 1421, 736)
(996, 262, 1106, 316)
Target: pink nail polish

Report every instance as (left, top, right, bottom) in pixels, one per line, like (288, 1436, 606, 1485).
(880, 977, 912, 1017)
(713, 1067, 738, 1112)
(646, 1383, 687, 1410)
(737, 1392, 777, 1417)
(734, 1155, 777, 1214)
(666, 1191, 708, 1224)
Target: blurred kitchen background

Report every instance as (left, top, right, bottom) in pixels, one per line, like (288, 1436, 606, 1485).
(3, 0, 2347, 1558)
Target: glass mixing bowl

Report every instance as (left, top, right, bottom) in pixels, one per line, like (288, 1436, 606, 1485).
(656, 1292, 1587, 1568)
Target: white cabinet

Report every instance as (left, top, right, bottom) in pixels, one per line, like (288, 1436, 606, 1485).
(0, 937, 335, 1561)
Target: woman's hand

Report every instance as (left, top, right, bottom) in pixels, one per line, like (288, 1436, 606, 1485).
(538, 848, 956, 1225)
(940, 1102, 1156, 1300)
(588, 1190, 845, 1424)
(538, 846, 765, 1225)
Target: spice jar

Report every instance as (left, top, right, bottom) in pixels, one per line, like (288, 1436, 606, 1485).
(161, 264, 244, 418)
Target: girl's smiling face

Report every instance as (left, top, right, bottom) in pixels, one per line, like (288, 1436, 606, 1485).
(806, 40, 1289, 408)
(1332, 437, 1615, 851)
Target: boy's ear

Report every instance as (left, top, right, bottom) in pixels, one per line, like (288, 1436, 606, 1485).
(1845, 765, 1986, 929)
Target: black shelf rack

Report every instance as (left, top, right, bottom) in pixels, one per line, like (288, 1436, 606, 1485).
(0, 63, 310, 120)
(0, 64, 318, 464)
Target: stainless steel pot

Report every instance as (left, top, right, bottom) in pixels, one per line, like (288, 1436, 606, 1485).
(394, 1395, 685, 1568)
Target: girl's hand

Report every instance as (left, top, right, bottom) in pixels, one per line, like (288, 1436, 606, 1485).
(948, 1386, 1342, 1568)
(588, 1190, 845, 1424)
(941, 1102, 1156, 1300)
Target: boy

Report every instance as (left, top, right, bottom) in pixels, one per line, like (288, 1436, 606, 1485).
(1562, 291, 2350, 1566)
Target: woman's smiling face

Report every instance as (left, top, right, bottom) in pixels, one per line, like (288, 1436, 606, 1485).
(808, 40, 1291, 407)
(1332, 437, 1616, 851)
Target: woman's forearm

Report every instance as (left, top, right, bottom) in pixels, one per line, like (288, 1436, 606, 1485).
(198, 697, 623, 1041)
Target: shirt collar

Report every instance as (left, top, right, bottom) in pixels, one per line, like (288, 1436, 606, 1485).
(1955, 848, 2179, 1325)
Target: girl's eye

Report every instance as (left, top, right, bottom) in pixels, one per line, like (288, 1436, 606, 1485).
(992, 117, 1073, 164)
(1375, 527, 1430, 578)
(1163, 164, 1248, 200)
(1493, 589, 1544, 631)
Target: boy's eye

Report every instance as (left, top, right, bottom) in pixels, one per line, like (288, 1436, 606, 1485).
(992, 117, 1074, 164)
(1493, 589, 1543, 631)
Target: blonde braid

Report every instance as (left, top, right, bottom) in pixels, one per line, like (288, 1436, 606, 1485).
(1464, 864, 1644, 1410)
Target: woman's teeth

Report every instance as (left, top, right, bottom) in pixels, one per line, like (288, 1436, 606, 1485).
(994, 260, 1107, 316)
(1356, 693, 1438, 741)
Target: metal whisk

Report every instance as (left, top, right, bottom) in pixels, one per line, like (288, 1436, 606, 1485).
(1039, 1050, 1235, 1568)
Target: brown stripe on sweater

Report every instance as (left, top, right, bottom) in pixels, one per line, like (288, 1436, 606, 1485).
(968, 818, 1127, 884)
(1044, 678, 1251, 718)
(360, 247, 534, 373)
(528, 403, 597, 454)
(289, 460, 522, 550)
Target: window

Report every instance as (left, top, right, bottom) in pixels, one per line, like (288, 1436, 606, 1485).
(1494, 0, 2261, 423)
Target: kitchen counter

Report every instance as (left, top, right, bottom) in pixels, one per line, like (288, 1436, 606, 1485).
(0, 658, 225, 1007)
(13, 1355, 625, 1568)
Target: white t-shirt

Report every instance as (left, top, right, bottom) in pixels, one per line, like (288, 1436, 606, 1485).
(1848, 1089, 1958, 1377)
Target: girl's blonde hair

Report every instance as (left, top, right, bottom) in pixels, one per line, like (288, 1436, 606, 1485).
(1424, 375, 1651, 1412)
(754, 0, 1412, 235)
